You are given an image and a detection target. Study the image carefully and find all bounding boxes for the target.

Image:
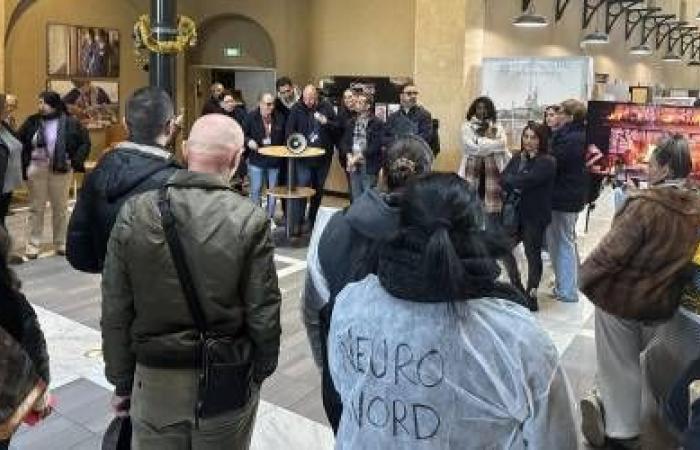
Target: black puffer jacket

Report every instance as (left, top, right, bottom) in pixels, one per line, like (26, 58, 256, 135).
(501, 153, 557, 227)
(66, 143, 181, 273)
(550, 121, 587, 213)
(17, 113, 91, 177)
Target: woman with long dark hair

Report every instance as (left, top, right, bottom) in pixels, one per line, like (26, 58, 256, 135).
(500, 123, 556, 311)
(17, 91, 90, 258)
(458, 96, 510, 228)
(328, 173, 577, 449)
(0, 227, 51, 450)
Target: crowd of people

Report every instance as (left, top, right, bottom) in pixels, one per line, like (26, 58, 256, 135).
(1, 76, 700, 450)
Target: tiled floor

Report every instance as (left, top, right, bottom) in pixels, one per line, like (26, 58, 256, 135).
(2, 188, 680, 449)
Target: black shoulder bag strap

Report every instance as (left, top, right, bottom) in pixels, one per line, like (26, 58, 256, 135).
(157, 185, 209, 333)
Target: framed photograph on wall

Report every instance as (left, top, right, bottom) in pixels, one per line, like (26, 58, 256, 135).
(47, 24, 120, 78)
(48, 79, 119, 130)
(630, 86, 651, 105)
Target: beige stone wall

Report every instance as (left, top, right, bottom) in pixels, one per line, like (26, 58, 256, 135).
(307, 0, 416, 79)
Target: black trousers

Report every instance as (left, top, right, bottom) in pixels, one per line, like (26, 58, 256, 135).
(503, 221, 547, 293)
(0, 438, 9, 450)
(0, 192, 12, 230)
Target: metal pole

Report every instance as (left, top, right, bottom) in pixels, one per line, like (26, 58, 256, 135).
(149, 0, 177, 99)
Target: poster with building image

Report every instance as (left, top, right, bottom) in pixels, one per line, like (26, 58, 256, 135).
(481, 57, 593, 147)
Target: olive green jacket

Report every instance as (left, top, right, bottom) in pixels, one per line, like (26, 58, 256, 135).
(101, 170, 282, 395)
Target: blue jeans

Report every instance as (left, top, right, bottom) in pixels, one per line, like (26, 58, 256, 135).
(248, 163, 279, 218)
(546, 211, 580, 302)
(291, 158, 331, 231)
(349, 165, 377, 201)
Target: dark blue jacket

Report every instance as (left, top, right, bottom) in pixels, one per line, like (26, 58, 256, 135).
(550, 121, 588, 213)
(285, 101, 338, 165)
(244, 108, 285, 169)
(339, 116, 388, 176)
(501, 153, 557, 227)
(66, 144, 181, 273)
(386, 105, 433, 146)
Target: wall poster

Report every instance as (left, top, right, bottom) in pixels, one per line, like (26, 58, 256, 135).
(47, 79, 119, 130)
(587, 101, 700, 179)
(481, 57, 593, 146)
(47, 23, 120, 78)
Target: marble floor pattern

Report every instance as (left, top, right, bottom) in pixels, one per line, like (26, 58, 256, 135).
(2, 188, 669, 449)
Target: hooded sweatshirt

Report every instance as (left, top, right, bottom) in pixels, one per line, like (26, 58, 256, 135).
(581, 180, 700, 320)
(66, 142, 181, 273)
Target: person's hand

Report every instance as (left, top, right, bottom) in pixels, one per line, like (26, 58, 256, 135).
(314, 112, 328, 125)
(248, 140, 259, 151)
(111, 394, 130, 417)
(173, 113, 184, 129)
(31, 391, 53, 419)
(485, 124, 497, 139)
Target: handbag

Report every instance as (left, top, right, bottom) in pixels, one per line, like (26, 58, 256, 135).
(501, 188, 521, 234)
(157, 185, 253, 427)
(0, 326, 47, 440)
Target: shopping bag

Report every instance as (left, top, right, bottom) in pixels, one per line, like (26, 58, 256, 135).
(101, 416, 132, 450)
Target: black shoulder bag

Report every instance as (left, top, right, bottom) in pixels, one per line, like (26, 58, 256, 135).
(157, 186, 253, 427)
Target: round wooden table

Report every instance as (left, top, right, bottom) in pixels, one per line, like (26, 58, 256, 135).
(258, 146, 326, 239)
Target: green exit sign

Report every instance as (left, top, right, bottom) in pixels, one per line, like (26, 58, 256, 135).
(224, 47, 242, 57)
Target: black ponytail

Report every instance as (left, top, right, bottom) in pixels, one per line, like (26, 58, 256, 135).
(424, 224, 466, 300)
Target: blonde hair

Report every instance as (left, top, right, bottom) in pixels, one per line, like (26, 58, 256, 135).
(560, 99, 586, 123)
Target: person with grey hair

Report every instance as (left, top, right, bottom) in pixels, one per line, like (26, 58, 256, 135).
(302, 136, 434, 432)
(66, 87, 182, 273)
(243, 92, 285, 220)
(579, 135, 700, 449)
(101, 113, 281, 449)
(0, 94, 23, 230)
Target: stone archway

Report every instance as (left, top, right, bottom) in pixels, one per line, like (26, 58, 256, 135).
(190, 13, 276, 68)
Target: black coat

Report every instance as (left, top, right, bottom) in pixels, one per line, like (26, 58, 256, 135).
(334, 107, 355, 167)
(501, 152, 557, 227)
(285, 101, 338, 161)
(550, 121, 588, 213)
(66, 144, 181, 273)
(17, 113, 91, 177)
(244, 109, 286, 169)
(339, 116, 388, 176)
(386, 105, 433, 145)
(274, 97, 293, 124)
(0, 123, 18, 192)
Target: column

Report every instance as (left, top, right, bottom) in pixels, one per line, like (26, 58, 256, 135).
(0, 0, 5, 91)
(414, 0, 485, 171)
(150, 0, 177, 99)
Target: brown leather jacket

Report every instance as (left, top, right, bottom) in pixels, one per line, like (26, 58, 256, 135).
(581, 181, 700, 321)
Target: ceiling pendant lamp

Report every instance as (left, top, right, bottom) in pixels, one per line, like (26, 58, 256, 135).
(662, 51, 682, 62)
(581, 30, 610, 45)
(513, 1, 549, 28)
(630, 44, 653, 55)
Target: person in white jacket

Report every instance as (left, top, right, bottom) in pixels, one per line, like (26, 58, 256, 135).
(458, 96, 510, 228)
(328, 173, 579, 450)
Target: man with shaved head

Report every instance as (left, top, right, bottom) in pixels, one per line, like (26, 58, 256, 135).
(101, 113, 281, 449)
(285, 84, 338, 235)
(201, 82, 226, 115)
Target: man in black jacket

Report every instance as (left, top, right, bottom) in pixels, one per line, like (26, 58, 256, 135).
(201, 82, 225, 116)
(386, 81, 434, 146)
(66, 87, 182, 273)
(339, 92, 388, 201)
(273, 77, 297, 125)
(285, 85, 338, 234)
(244, 92, 286, 219)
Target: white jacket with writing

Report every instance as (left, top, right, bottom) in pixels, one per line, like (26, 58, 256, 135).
(328, 275, 579, 450)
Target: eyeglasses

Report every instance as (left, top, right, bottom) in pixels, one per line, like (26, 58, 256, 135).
(263, 102, 274, 106)
(279, 89, 293, 95)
